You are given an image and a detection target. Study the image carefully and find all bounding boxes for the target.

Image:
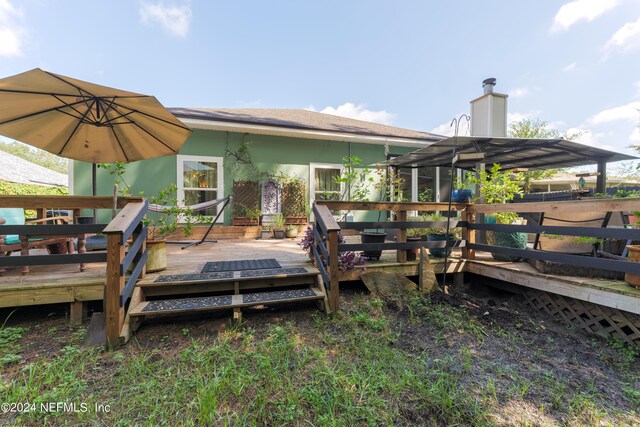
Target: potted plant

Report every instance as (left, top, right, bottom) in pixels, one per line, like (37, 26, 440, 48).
(285, 225, 298, 238)
(272, 213, 286, 239)
(406, 215, 429, 261)
(260, 226, 272, 239)
(466, 164, 526, 261)
(360, 164, 407, 260)
(451, 176, 474, 203)
(424, 213, 459, 258)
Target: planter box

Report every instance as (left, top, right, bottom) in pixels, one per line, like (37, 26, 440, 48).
(232, 217, 259, 226)
(285, 216, 308, 225)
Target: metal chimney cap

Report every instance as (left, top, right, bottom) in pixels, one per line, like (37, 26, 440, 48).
(482, 78, 496, 94)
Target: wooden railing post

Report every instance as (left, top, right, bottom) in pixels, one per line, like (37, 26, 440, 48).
(105, 233, 125, 349)
(327, 230, 340, 312)
(461, 206, 476, 260)
(396, 210, 407, 263)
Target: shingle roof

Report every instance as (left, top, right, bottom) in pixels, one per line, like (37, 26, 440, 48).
(0, 150, 67, 187)
(169, 108, 444, 143)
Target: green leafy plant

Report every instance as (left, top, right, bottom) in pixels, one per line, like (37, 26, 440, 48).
(406, 215, 430, 238)
(144, 184, 211, 240)
(453, 176, 466, 191)
(244, 207, 262, 223)
(271, 213, 286, 231)
(466, 163, 524, 224)
(330, 156, 374, 202)
(424, 213, 461, 239)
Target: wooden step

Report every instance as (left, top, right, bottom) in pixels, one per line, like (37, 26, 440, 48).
(138, 266, 319, 287)
(129, 287, 325, 317)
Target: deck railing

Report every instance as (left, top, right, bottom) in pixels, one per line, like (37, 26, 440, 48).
(0, 195, 148, 349)
(314, 201, 469, 312)
(466, 198, 640, 275)
(313, 198, 640, 312)
(0, 195, 144, 270)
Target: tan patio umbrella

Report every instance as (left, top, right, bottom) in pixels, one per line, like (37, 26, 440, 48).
(0, 68, 192, 203)
(0, 68, 191, 163)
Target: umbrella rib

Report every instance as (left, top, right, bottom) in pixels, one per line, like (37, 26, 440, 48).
(0, 98, 89, 126)
(131, 121, 180, 152)
(57, 98, 98, 156)
(105, 98, 192, 132)
(41, 70, 155, 100)
(109, 123, 131, 163)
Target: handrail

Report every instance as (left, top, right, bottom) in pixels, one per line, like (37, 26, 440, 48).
(468, 198, 640, 215)
(103, 200, 149, 243)
(313, 204, 340, 231)
(0, 195, 144, 209)
(102, 200, 149, 349)
(319, 200, 470, 212)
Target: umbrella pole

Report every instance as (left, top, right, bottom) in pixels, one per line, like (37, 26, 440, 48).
(92, 163, 97, 223)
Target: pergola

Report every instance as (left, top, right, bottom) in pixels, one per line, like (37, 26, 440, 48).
(386, 136, 637, 193)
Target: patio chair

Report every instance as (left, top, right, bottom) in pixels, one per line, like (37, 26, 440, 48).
(0, 208, 78, 274)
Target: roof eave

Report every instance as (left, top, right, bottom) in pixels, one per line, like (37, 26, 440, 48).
(179, 117, 441, 148)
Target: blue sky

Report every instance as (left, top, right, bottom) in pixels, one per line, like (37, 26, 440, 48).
(1, 0, 640, 171)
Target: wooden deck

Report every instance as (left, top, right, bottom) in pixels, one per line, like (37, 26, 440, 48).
(466, 253, 640, 315)
(1, 237, 639, 320)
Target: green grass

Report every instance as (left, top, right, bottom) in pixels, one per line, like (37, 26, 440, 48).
(0, 291, 638, 426)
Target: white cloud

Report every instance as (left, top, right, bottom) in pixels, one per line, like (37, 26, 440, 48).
(506, 111, 538, 127)
(566, 127, 618, 150)
(430, 114, 471, 137)
(604, 16, 640, 54)
(139, 1, 191, 38)
(310, 102, 395, 125)
(635, 81, 640, 97)
(630, 128, 640, 144)
(550, 0, 619, 32)
(0, 0, 25, 57)
(508, 87, 530, 98)
(563, 62, 577, 72)
(586, 101, 640, 125)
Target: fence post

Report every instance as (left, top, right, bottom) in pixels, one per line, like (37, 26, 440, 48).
(105, 233, 125, 349)
(461, 206, 476, 260)
(327, 229, 340, 312)
(396, 210, 407, 263)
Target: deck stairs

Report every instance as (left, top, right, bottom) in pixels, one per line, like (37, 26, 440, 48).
(125, 266, 329, 330)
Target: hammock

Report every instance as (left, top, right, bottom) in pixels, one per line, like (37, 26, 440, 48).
(148, 195, 231, 214)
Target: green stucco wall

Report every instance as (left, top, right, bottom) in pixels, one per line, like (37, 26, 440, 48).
(73, 129, 418, 224)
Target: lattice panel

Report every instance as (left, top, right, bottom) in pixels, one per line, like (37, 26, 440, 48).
(282, 181, 307, 217)
(232, 180, 259, 216)
(523, 290, 640, 347)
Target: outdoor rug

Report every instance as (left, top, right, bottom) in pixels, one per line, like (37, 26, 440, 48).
(201, 258, 281, 273)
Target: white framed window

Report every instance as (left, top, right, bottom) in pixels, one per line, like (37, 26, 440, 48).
(310, 163, 343, 207)
(177, 155, 224, 221)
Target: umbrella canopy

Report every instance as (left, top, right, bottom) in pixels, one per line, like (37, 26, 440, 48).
(0, 68, 192, 163)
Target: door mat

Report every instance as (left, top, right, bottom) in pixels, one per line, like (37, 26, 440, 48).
(242, 287, 317, 304)
(154, 271, 234, 283)
(143, 295, 233, 312)
(201, 258, 281, 273)
(240, 267, 308, 278)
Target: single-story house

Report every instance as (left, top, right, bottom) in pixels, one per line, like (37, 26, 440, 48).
(0, 150, 68, 188)
(71, 108, 447, 224)
(530, 172, 640, 193)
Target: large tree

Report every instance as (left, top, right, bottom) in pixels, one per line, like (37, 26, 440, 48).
(508, 118, 580, 193)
